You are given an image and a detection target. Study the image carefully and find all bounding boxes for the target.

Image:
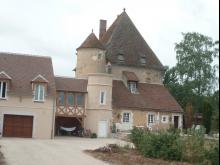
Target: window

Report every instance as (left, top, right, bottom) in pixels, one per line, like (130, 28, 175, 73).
(148, 114, 155, 125)
(34, 84, 45, 101)
(0, 81, 7, 99)
(161, 115, 168, 123)
(128, 81, 137, 94)
(58, 92, 65, 105)
(140, 57, 146, 65)
(100, 91, 106, 105)
(123, 113, 130, 123)
(77, 94, 83, 106)
(117, 55, 124, 63)
(67, 93, 74, 106)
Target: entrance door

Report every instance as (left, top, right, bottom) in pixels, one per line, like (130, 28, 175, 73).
(174, 116, 179, 129)
(3, 115, 33, 138)
(98, 121, 108, 138)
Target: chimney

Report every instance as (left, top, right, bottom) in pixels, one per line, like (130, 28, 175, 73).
(99, 19, 107, 39)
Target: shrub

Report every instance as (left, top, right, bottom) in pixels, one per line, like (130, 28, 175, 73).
(205, 146, 219, 165)
(90, 133, 97, 138)
(130, 127, 183, 161)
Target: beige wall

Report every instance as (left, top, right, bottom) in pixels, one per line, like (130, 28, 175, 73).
(0, 96, 55, 139)
(113, 108, 182, 131)
(76, 48, 106, 79)
(84, 73, 113, 136)
(111, 65, 163, 84)
(85, 109, 112, 135)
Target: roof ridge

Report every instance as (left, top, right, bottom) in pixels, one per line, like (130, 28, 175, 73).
(0, 52, 51, 59)
(55, 75, 87, 80)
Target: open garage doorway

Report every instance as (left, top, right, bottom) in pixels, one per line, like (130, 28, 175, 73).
(55, 117, 83, 137)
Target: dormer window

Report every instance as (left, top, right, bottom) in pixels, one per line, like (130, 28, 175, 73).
(0, 81, 7, 99)
(128, 81, 137, 94)
(117, 54, 125, 63)
(0, 71, 12, 99)
(140, 57, 147, 65)
(34, 84, 45, 101)
(31, 74, 48, 102)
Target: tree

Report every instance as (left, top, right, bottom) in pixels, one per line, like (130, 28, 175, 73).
(202, 100, 213, 134)
(175, 32, 218, 96)
(185, 102, 194, 128)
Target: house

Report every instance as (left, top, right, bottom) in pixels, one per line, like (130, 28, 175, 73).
(0, 10, 183, 138)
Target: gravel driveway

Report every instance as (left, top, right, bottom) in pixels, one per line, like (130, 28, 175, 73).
(0, 137, 126, 165)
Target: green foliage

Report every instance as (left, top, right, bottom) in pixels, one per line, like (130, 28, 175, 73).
(202, 100, 213, 134)
(130, 126, 218, 164)
(175, 32, 218, 96)
(130, 127, 183, 161)
(163, 32, 219, 132)
(90, 133, 97, 138)
(205, 146, 219, 165)
(111, 123, 116, 133)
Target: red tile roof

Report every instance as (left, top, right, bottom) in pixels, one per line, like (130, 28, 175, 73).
(112, 80, 183, 113)
(122, 71, 139, 81)
(55, 76, 88, 93)
(77, 32, 105, 50)
(101, 11, 164, 70)
(0, 52, 56, 96)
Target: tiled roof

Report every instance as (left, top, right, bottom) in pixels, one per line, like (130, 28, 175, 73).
(0, 52, 56, 96)
(0, 71, 12, 80)
(122, 71, 139, 81)
(101, 11, 164, 70)
(77, 32, 105, 50)
(112, 80, 183, 113)
(31, 74, 49, 83)
(55, 76, 88, 93)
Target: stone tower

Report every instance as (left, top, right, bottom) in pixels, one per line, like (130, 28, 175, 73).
(76, 32, 113, 137)
(75, 32, 106, 79)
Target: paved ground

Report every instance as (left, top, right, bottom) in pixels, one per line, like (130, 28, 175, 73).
(0, 137, 127, 165)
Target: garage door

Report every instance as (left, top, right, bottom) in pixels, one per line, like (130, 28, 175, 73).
(98, 121, 108, 138)
(3, 115, 33, 138)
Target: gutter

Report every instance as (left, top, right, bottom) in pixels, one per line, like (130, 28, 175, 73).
(51, 96, 56, 139)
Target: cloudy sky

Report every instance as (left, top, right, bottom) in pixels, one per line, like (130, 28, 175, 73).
(0, 0, 219, 77)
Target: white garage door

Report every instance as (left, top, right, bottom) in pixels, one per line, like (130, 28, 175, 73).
(98, 121, 108, 138)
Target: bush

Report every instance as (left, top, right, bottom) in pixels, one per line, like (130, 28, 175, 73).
(205, 146, 219, 165)
(90, 133, 97, 138)
(130, 127, 183, 161)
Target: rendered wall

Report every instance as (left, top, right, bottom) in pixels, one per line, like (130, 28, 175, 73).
(0, 96, 55, 139)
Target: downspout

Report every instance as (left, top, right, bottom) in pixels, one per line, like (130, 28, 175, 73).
(51, 96, 56, 139)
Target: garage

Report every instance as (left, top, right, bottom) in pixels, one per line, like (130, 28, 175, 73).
(3, 115, 33, 138)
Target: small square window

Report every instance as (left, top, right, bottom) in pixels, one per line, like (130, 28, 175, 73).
(140, 57, 146, 65)
(161, 115, 168, 123)
(117, 55, 124, 63)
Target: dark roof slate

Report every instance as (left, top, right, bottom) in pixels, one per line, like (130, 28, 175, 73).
(77, 33, 105, 50)
(112, 80, 183, 113)
(55, 76, 88, 93)
(0, 52, 56, 96)
(101, 11, 164, 70)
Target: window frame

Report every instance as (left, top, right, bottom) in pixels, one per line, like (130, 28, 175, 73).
(128, 81, 137, 94)
(122, 112, 130, 123)
(147, 113, 155, 126)
(100, 91, 106, 105)
(0, 81, 7, 99)
(161, 115, 169, 124)
(33, 84, 45, 102)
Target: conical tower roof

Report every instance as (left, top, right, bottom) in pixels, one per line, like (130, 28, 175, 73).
(101, 11, 164, 70)
(77, 32, 105, 50)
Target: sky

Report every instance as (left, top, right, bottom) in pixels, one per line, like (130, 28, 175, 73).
(0, 0, 219, 77)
